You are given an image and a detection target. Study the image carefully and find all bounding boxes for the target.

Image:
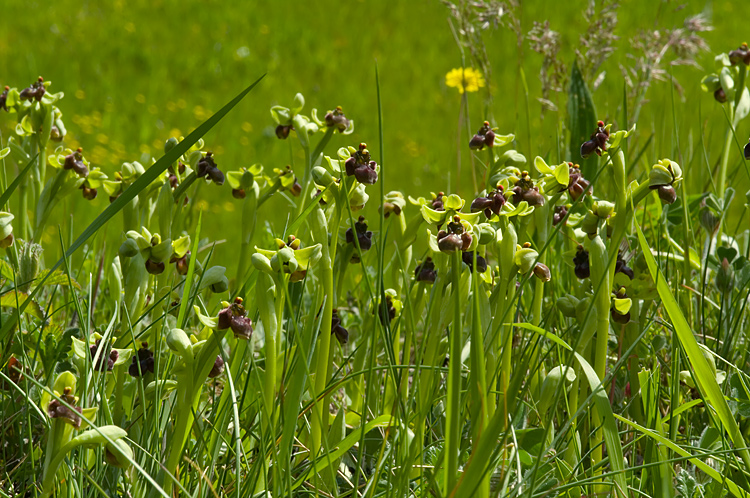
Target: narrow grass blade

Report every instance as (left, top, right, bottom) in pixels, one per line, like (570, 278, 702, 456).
(634, 213, 750, 474)
(0, 153, 37, 209)
(456, 323, 628, 498)
(615, 415, 749, 498)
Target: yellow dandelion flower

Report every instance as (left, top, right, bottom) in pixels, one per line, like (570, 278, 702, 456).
(445, 67, 485, 94)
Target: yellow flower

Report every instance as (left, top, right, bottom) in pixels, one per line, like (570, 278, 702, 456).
(445, 67, 485, 94)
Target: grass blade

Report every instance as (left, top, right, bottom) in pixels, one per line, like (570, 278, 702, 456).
(0, 153, 37, 209)
(634, 210, 750, 474)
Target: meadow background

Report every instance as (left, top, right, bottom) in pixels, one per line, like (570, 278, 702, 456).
(1, 0, 747, 268)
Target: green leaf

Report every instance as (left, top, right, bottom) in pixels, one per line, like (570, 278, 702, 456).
(0, 291, 44, 320)
(35, 269, 82, 290)
(634, 214, 750, 474)
(567, 61, 598, 179)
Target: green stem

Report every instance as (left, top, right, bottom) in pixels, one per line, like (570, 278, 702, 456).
(716, 115, 734, 242)
(160, 374, 194, 495)
(310, 201, 342, 461)
(234, 183, 259, 290)
(444, 251, 463, 496)
(589, 232, 610, 484)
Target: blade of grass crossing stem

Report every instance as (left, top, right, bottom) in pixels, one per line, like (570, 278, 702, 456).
(0, 154, 37, 209)
(292, 415, 396, 489)
(177, 211, 202, 328)
(634, 214, 750, 474)
(455, 323, 628, 498)
(615, 415, 749, 498)
(0, 74, 265, 342)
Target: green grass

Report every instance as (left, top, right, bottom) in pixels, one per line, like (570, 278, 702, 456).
(3, 1, 750, 497)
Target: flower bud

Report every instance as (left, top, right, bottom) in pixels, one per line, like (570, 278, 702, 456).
(699, 200, 721, 235)
(0, 212, 14, 249)
(716, 257, 734, 293)
(533, 262, 551, 282)
(210, 275, 229, 293)
(557, 295, 579, 317)
(104, 439, 133, 469)
(164, 137, 179, 154)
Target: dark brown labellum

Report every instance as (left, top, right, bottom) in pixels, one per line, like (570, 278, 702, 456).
(90, 339, 118, 372)
(573, 246, 590, 279)
(129, 343, 155, 377)
(553, 205, 568, 226)
(47, 389, 82, 428)
(331, 309, 349, 345)
(145, 259, 165, 275)
(714, 88, 727, 103)
(462, 251, 487, 273)
(0, 86, 8, 111)
(611, 308, 630, 324)
(657, 185, 677, 204)
(345, 216, 373, 255)
(81, 185, 98, 200)
(230, 315, 253, 340)
(208, 355, 225, 378)
(415, 257, 437, 283)
(275, 124, 292, 139)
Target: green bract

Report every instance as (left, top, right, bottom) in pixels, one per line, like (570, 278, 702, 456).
(421, 194, 481, 226)
(534, 156, 569, 191)
(252, 238, 322, 276)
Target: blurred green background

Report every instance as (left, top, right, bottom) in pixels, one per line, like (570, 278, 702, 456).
(1, 0, 747, 264)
